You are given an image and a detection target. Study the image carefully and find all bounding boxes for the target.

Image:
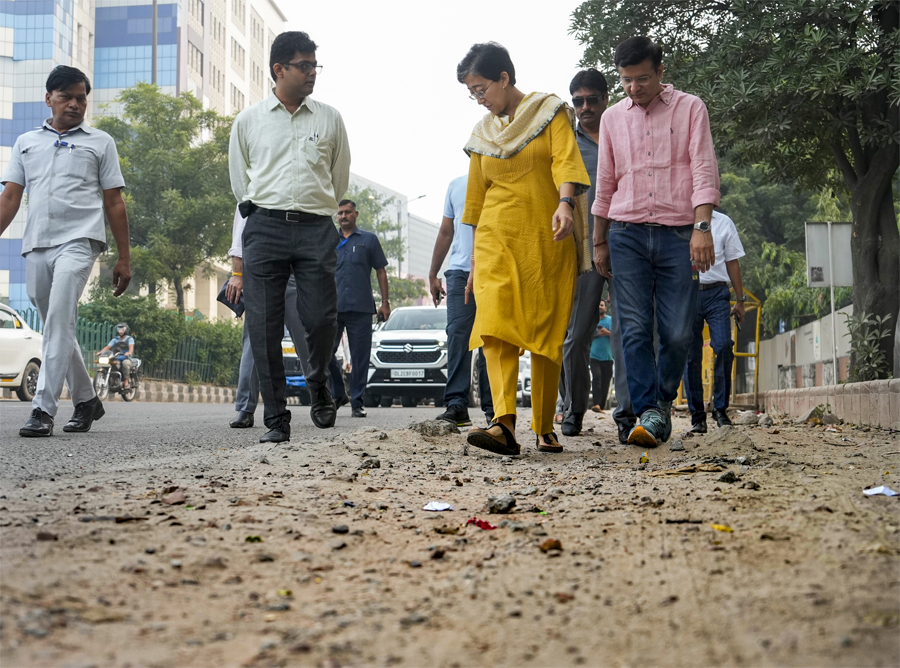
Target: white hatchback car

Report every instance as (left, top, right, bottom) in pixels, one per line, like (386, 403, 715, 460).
(0, 304, 43, 401)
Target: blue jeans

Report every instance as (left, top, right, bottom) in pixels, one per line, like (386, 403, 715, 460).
(444, 270, 493, 416)
(608, 222, 698, 416)
(683, 284, 734, 422)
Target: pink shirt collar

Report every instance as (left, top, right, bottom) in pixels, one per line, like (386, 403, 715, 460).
(625, 83, 674, 111)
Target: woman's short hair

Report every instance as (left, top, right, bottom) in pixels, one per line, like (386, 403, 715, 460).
(456, 42, 516, 86)
(269, 31, 318, 82)
(569, 68, 609, 97)
(614, 37, 663, 70)
(46, 65, 91, 95)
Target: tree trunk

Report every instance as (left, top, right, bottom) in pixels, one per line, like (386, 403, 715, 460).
(173, 280, 186, 315)
(848, 148, 900, 378)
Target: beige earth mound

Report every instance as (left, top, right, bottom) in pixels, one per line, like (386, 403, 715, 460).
(1, 410, 898, 667)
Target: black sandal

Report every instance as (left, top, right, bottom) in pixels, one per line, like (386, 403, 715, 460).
(536, 432, 563, 453)
(467, 419, 520, 456)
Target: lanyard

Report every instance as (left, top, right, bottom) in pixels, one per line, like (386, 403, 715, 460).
(337, 234, 353, 250)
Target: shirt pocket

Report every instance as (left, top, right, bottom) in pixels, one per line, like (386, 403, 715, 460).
(67, 149, 96, 181)
(351, 244, 369, 265)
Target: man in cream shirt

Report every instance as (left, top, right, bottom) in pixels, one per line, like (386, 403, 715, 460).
(229, 30, 350, 443)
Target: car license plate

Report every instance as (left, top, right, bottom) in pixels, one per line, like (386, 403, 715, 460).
(282, 346, 295, 354)
(391, 369, 424, 378)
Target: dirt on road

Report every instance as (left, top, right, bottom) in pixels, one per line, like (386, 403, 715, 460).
(1, 409, 898, 668)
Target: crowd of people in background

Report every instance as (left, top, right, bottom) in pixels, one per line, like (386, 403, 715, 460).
(2, 30, 746, 451)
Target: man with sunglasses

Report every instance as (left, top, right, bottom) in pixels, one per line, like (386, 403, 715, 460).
(555, 69, 610, 437)
(1, 66, 131, 437)
(229, 31, 351, 443)
(592, 37, 720, 448)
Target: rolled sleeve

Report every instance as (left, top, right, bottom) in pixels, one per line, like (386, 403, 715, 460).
(1, 139, 26, 186)
(228, 206, 246, 258)
(98, 135, 126, 190)
(688, 100, 720, 209)
(591, 117, 616, 218)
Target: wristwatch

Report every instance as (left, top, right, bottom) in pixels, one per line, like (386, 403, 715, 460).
(693, 220, 711, 233)
(560, 197, 576, 210)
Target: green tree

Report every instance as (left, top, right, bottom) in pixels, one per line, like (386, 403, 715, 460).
(572, 0, 899, 376)
(342, 183, 428, 306)
(95, 83, 235, 314)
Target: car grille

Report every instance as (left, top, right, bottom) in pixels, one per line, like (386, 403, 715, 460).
(283, 357, 305, 375)
(377, 350, 441, 364)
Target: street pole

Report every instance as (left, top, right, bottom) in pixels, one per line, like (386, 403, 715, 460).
(827, 221, 838, 383)
(151, 0, 158, 85)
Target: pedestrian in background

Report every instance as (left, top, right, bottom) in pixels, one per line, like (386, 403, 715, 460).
(0, 65, 131, 437)
(590, 300, 614, 412)
(229, 31, 350, 442)
(456, 42, 592, 456)
(329, 198, 390, 418)
(556, 68, 610, 436)
(225, 207, 311, 429)
(429, 174, 494, 428)
(592, 36, 720, 447)
(683, 209, 746, 433)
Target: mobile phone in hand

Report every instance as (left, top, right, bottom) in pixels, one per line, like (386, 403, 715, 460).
(377, 312, 386, 323)
(733, 312, 742, 332)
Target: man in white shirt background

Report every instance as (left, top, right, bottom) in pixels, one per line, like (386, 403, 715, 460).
(683, 209, 746, 433)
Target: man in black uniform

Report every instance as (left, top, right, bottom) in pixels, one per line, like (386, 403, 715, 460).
(329, 199, 390, 418)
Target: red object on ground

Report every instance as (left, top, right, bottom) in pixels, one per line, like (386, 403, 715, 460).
(466, 517, 497, 530)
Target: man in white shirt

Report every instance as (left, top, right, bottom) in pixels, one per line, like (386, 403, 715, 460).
(683, 210, 746, 432)
(229, 31, 350, 443)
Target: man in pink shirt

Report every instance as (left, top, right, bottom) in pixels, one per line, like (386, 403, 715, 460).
(592, 36, 720, 447)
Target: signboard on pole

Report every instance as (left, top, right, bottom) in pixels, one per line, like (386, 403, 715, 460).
(805, 222, 853, 287)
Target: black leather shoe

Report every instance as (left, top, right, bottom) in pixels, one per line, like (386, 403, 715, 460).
(63, 397, 105, 432)
(260, 425, 290, 443)
(352, 406, 367, 418)
(20, 408, 53, 437)
(335, 395, 350, 410)
(561, 411, 584, 437)
(690, 420, 708, 434)
(229, 411, 254, 428)
(712, 409, 733, 427)
(310, 384, 336, 429)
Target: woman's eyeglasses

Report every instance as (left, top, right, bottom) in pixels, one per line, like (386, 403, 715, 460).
(572, 95, 603, 108)
(468, 81, 495, 101)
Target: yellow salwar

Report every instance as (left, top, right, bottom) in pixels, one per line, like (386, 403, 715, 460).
(463, 103, 590, 436)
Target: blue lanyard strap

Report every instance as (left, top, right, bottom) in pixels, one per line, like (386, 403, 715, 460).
(337, 235, 352, 250)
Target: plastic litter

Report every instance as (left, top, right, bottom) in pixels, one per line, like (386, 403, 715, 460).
(466, 517, 497, 530)
(639, 452, 650, 463)
(863, 485, 898, 497)
(710, 524, 734, 533)
(423, 501, 455, 511)
(245, 535, 263, 543)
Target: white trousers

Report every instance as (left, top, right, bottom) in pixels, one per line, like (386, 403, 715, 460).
(25, 238, 101, 416)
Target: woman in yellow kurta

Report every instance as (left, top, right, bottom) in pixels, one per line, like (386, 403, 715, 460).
(457, 42, 591, 456)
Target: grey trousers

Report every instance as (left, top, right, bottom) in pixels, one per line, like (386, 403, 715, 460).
(557, 269, 606, 415)
(25, 238, 101, 416)
(235, 277, 310, 414)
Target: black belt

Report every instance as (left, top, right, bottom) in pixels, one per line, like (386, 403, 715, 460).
(612, 220, 691, 229)
(699, 281, 728, 291)
(253, 206, 323, 223)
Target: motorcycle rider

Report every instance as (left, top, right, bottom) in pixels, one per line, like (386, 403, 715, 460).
(97, 323, 135, 389)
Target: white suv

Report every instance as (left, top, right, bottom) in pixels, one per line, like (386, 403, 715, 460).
(0, 304, 43, 401)
(364, 306, 448, 408)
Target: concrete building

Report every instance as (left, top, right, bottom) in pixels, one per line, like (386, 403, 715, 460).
(0, 0, 286, 316)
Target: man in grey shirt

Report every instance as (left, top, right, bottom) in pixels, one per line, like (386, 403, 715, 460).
(229, 31, 350, 443)
(0, 66, 131, 437)
(556, 69, 609, 436)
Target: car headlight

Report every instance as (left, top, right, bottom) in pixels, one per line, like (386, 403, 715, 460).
(438, 340, 447, 349)
(99, 356, 110, 365)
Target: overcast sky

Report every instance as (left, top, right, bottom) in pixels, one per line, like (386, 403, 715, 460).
(283, 0, 591, 222)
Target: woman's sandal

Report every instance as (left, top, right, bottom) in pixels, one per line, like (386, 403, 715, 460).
(536, 431, 563, 453)
(467, 420, 520, 456)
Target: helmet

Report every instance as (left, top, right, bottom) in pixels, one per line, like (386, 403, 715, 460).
(116, 323, 129, 335)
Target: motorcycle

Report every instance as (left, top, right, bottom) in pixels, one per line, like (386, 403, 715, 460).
(93, 354, 141, 401)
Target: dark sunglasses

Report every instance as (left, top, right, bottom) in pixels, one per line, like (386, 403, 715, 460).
(572, 95, 602, 108)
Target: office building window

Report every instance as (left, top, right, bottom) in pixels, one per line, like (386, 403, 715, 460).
(189, 0, 204, 26)
(188, 41, 203, 77)
(231, 84, 245, 111)
(231, 0, 245, 31)
(231, 38, 245, 75)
